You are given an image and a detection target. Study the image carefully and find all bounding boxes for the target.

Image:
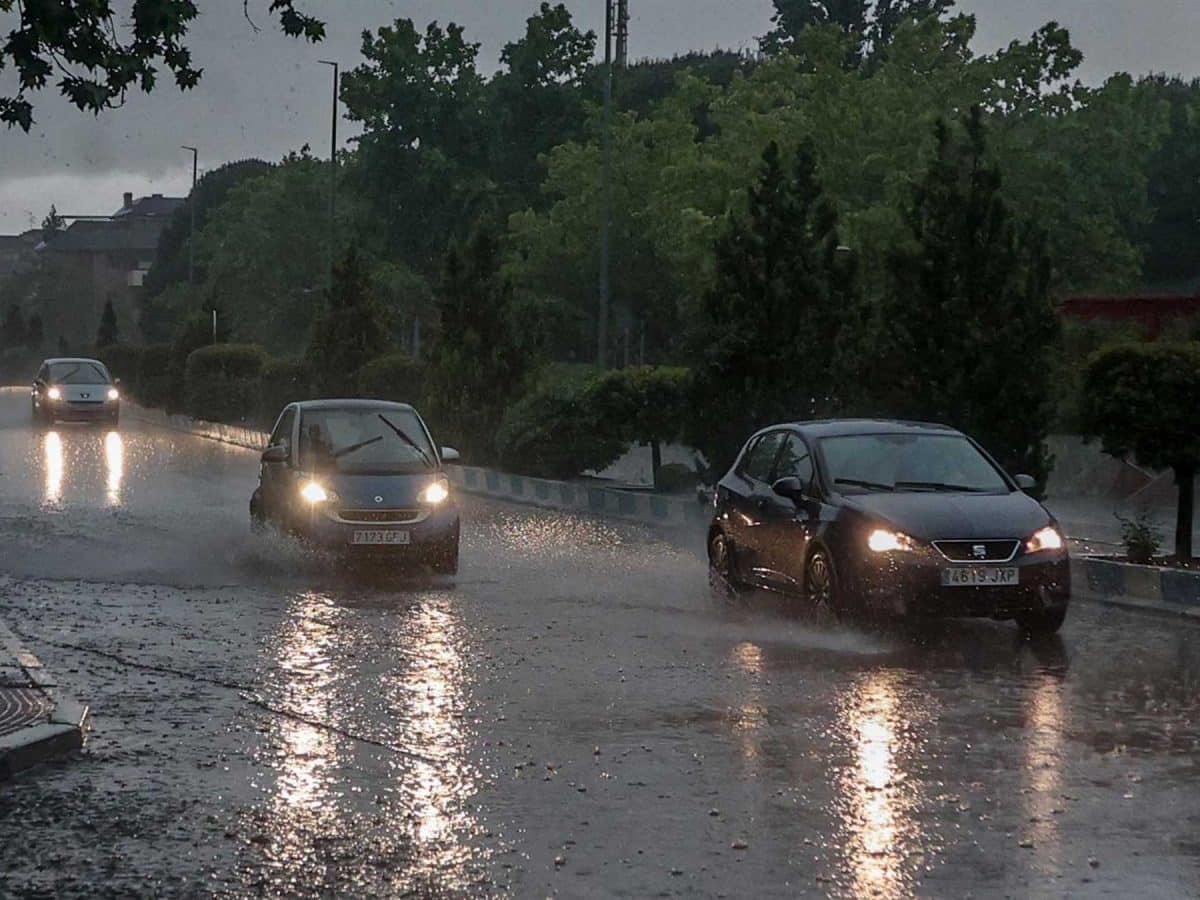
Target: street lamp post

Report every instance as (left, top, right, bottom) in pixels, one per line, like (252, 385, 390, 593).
(598, 0, 615, 369)
(318, 60, 340, 292)
(181, 145, 198, 286)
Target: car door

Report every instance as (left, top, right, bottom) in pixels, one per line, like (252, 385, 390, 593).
(759, 433, 818, 591)
(261, 405, 297, 519)
(725, 430, 787, 584)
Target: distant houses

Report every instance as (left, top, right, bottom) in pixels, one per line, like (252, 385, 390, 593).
(0, 192, 183, 349)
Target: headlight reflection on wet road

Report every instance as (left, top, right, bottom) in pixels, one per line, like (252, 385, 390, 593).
(839, 670, 924, 900)
(1022, 674, 1066, 875)
(42, 431, 63, 506)
(104, 431, 124, 506)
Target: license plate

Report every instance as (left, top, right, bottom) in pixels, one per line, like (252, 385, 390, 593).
(941, 567, 1019, 587)
(351, 530, 410, 546)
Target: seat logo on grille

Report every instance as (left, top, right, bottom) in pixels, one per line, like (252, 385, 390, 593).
(973, 544, 987, 559)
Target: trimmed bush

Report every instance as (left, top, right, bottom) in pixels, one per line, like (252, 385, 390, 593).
(138, 343, 175, 409)
(259, 356, 311, 429)
(357, 353, 423, 405)
(184, 343, 267, 423)
(496, 366, 626, 480)
(94, 344, 143, 389)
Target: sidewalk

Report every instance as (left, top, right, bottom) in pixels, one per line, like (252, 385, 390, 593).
(0, 618, 89, 780)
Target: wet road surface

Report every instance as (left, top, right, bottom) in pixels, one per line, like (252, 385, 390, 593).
(0, 389, 1197, 898)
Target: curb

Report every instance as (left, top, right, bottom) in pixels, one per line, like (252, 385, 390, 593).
(1070, 557, 1200, 620)
(124, 402, 268, 452)
(0, 619, 89, 780)
(445, 465, 713, 528)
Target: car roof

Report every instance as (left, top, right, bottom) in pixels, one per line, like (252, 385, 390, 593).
(769, 418, 963, 439)
(291, 399, 418, 413)
(43, 357, 107, 366)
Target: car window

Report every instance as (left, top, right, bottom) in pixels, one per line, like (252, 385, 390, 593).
(775, 434, 814, 486)
(48, 361, 110, 384)
(819, 433, 1010, 494)
(742, 432, 786, 483)
(270, 407, 296, 451)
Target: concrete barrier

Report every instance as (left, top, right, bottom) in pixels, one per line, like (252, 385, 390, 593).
(124, 402, 268, 451)
(1071, 556, 1200, 619)
(446, 464, 713, 528)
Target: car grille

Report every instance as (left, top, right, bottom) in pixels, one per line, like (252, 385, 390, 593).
(337, 508, 423, 524)
(933, 539, 1021, 563)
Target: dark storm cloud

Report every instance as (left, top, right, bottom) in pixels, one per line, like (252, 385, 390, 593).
(1, 0, 1198, 230)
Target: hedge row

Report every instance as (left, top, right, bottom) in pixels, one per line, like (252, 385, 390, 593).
(95, 344, 425, 429)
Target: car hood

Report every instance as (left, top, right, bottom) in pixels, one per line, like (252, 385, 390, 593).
(321, 471, 443, 508)
(842, 490, 1051, 541)
(56, 383, 111, 401)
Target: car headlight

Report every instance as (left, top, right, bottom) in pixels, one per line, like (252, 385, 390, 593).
(300, 481, 331, 504)
(419, 478, 450, 505)
(47, 387, 61, 400)
(868, 528, 919, 553)
(107, 388, 119, 401)
(1027, 526, 1064, 553)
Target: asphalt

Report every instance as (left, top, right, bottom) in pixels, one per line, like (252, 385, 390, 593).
(0, 389, 1197, 898)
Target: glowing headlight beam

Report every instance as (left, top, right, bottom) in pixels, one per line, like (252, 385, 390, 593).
(300, 481, 329, 504)
(868, 529, 917, 553)
(107, 388, 120, 401)
(47, 387, 61, 400)
(420, 480, 450, 505)
(1027, 526, 1064, 554)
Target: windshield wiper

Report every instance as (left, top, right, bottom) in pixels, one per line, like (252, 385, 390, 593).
(895, 481, 988, 493)
(834, 477, 895, 493)
(377, 414, 435, 468)
(332, 435, 384, 459)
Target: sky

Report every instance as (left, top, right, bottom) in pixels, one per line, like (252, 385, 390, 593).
(1, 0, 1198, 233)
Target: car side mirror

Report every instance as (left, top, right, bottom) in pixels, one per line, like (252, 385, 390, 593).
(262, 445, 289, 464)
(1014, 474, 1037, 492)
(441, 446, 461, 462)
(772, 476, 807, 503)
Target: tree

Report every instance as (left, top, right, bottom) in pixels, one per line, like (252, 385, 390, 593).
(1080, 343, 1200, 560)
(863, 109, 1058, 483)
(25, 312, 44, 350)
(583, 366, 692, 489)
(96, 299, 119, 348)
(426, 225, 529, 463)
(1, 304, 26, 349)
(760, 0, 955, 61)
(306, 245, 392, 398)
(686, 142, 857, 473)
(1, 1, 324, 130)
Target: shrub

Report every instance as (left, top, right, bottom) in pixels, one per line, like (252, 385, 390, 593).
(95, 344, 143, 392)
(137, 343, 175, 409)
(496, 366, 626, 480)
(1115, 509, 1162, 565)
(357, 353, 423, 405)
(259, 356, 311, 429)
(184, 343, 267, 423)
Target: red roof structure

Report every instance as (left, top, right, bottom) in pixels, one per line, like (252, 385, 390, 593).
(1060, 294, 1200, 338)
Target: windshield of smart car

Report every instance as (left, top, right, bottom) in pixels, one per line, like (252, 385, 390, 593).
(820, 433, 1010, 494)
(298, 408, 434, 475)
(47, 362, 110, 385)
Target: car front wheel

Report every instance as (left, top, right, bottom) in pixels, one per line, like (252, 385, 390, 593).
(1016, 606, 1067, 636)
(429, 539, 459, 576)
(805, 548, 840, 614)
(708, 529, 740, 588)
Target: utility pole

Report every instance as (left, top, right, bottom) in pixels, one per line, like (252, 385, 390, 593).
(181, 146, 198, 286)
(616, 0, 630, 68)
(318, 60, 340, 292)
(598, 0, 615, 368)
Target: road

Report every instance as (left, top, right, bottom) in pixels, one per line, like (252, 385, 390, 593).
(0, 388, 1197, 899)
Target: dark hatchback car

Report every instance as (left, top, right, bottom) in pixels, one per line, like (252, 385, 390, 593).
(708, 420, 1070, 634)
(250, 400, 461, 573)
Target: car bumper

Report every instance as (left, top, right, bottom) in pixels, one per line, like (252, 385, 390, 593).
(855, 551, 1071, 620)
(297, 505, 460, 556)
(43, 401, 119, 422)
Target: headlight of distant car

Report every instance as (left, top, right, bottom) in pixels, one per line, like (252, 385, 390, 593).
(107, 388, 119, 401)
(868, 528, 919, 553)
(419, 478, 450, 505)
(1026, 526, 1064, 554)
(47, 387, 61, 400)
(300, 481, 335, 504)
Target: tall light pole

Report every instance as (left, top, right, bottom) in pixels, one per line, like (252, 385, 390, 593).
(181, 145, 198, 286)
(598, 0, 615, 368)
(318, 60, 339, 292)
